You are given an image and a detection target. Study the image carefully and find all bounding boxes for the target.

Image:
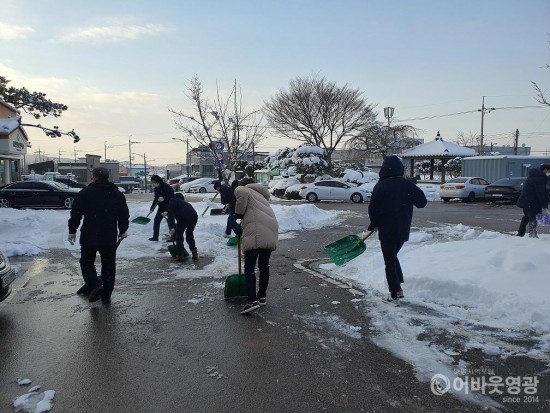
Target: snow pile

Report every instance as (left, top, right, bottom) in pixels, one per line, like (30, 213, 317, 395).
(322, 224, 550, 358)
(341, 169, 379, 183)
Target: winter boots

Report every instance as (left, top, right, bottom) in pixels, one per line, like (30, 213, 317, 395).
(528, 221, 539, 238)
(191, 249, 198, 261)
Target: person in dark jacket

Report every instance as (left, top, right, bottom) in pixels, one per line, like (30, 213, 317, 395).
(516, 163, 550, 238)
(149, 175, 175, 241)
(368, 155, 427, 302)
(214, 180, 239, 238)
(163, 193, 199, 261)
(68, 167, 130, 304)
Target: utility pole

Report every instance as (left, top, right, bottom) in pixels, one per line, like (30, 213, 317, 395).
(74, 148, 77, 161)
(514, 129, 519, 155)
(128, 135, 132, 177)
(478, 96, 495, 155)
(186, 139, 190, 176)
(144, 153, 147, 189)
(104, 141, 107, 161)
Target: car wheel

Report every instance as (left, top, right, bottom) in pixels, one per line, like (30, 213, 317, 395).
(442, 198, 450, 203)
(306, 192, 318, 202)
(199, 187, 207, 193)
(466, 192, 475, 203)
(0, 197, 11, 208)
(63, 196, 75, 209)
(351, 193, 363, 203)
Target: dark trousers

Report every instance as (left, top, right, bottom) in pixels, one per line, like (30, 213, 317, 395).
(517, 207, 538, 237)
(380, 239, 404, 295)
(80, 244, 117, 296)
(176, 221, 197, 256)
(243, 249, 272, 303)
(152, 207, 168, 239)
(225, 211, 239, 236)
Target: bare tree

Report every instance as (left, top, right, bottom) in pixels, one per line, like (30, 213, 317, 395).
(345, 123, 419, 159)
(0, 76, 79, 142)
(531, 35, 550, 106)
(169, 76, 266, 180)
(455, 131, 479, 147)
(263, 76, 377, 173)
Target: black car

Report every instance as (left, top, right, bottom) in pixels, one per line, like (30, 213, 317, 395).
(484, 177, 526, 203)
(0, 181, 81, 209)
(0, 249, 16, 302)
(55, 178, 87, 189)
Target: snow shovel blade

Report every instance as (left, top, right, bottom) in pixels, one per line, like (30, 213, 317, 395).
(167, 243, 189, 258)
(324, 231, 373, 266)
(224, 274, 247, 300)
(210, 208, 225, 215)
(131, 216, 151, 225)
(226, 236, 238, 246)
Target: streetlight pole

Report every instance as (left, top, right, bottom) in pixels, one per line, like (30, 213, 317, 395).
(172, 137, 191, 176)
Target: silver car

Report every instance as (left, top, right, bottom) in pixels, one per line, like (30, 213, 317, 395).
(0, 250, 16, 302)
(440, 177, 490, 203)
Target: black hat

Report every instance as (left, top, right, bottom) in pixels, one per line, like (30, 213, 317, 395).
(151, 175, 162, 183)
(92, 167, 110, 179)
(540, 163, 550, 172)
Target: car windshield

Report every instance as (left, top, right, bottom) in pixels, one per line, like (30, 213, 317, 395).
(447, 178, 468, 183)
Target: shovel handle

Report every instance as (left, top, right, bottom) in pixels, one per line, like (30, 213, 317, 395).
(362, 230, 375, 241)
(237, 235, 242, 275)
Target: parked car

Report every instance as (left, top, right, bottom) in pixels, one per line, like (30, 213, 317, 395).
(0, 249, 16, 302)
(299, 180, 370, 203)
(180, 177, 212, 193)
(188, 179, 219, 194)
(0, 181, 81, 209)
(485, 177, 526, 203)
(55, 177, 87, 189)
(440, 177, 490, 203)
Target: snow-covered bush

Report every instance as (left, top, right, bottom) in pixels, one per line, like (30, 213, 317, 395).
(284, 183, 305, 200)
(270, 176, 301, 198)
(341, 169, 379, 184)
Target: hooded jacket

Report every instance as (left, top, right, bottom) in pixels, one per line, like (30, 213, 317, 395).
(68, 181, 130, 246)
(234, 183, 278, 252)
(368, 155, 427, 244)
(516, 168, 549, 211)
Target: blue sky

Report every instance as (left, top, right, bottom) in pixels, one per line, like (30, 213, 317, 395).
(1, 0, 549, 166)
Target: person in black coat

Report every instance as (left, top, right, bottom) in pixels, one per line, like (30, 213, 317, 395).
(68, 167, 130, 304)
(164, 193, 199, 261)
(214, 180, 239, 238)
(368, 155, 427, 302)
(516, 163, 550, 238)
(149, 175, 175, 241)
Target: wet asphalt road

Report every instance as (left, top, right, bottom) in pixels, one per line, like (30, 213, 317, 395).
(0, 199, 548, 413)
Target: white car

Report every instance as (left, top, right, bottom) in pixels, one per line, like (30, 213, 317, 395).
(299, 179, 370, 203)
(180, 178, 212, 193)
(188, 178, 219, 193)
(440, 177, 490, 202)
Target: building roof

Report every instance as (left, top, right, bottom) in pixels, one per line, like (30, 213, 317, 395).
(0, 116, 29, 140)
(401, 132, 476, 158)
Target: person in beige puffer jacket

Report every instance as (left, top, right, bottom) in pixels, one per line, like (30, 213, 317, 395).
(234, 178, 278, 314)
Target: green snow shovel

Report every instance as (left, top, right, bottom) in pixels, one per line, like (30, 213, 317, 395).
(167, 240, 189, 259)
(324, 231, 374, 266)
(131, 204, 156, 225)
(224, 236, 247, 300)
